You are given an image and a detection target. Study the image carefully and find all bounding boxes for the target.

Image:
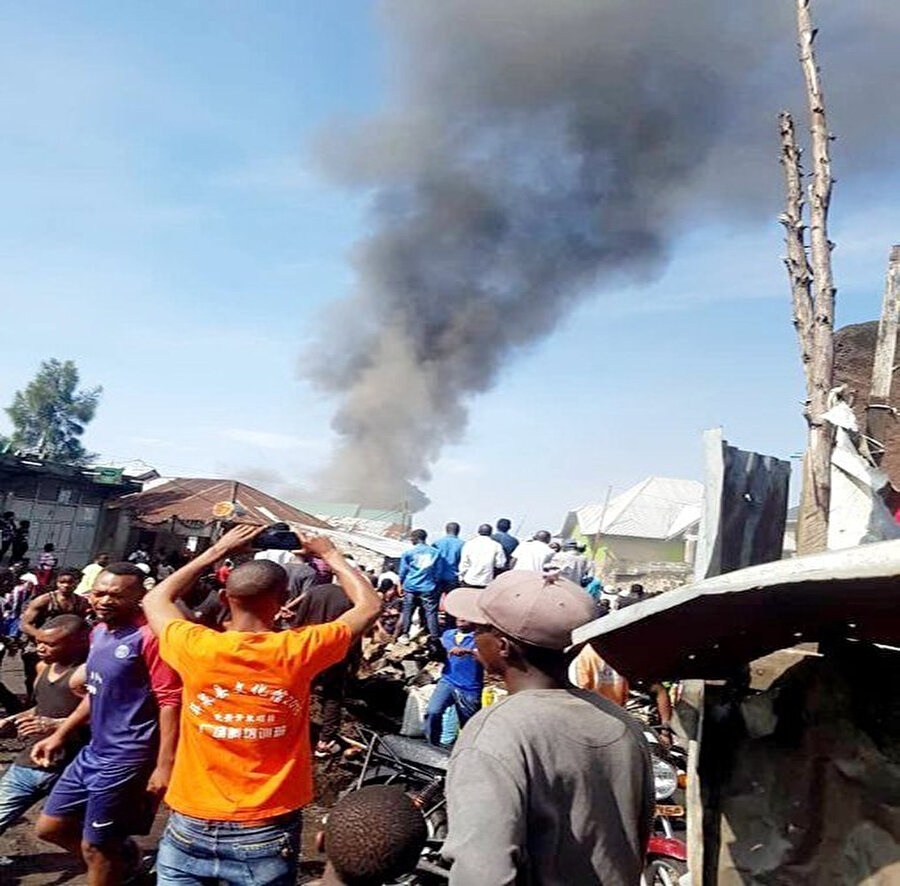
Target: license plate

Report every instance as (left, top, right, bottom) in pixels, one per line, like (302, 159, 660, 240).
(656, 804, 685, 817)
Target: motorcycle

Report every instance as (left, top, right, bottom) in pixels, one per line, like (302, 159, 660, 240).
(346, 726, 451, 884)
(643, 727, 689, 886)
(346, 721, 688, 886)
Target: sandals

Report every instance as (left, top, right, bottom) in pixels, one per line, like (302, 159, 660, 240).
(314, 740, 341, 759)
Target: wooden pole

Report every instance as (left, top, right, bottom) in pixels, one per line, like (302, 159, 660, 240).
(788, 0, 837, 555)
(867, 246, 900, 464)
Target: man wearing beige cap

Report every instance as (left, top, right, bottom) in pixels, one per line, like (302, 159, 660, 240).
(441, 571, 653, 886)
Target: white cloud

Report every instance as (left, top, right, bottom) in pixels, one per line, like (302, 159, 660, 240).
(223, 428, 322, 451)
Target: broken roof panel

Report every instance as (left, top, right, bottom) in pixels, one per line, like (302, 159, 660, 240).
(571, 539, 900, 683)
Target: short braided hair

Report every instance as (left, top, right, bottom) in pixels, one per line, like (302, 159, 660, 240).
(325, 786, 427, 885)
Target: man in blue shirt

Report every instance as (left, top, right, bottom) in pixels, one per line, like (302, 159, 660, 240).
(424, 620, 483, 746)
(397, 530, 442, 643)
(433, 522, 464, 590)
(492, 519, 519, 567)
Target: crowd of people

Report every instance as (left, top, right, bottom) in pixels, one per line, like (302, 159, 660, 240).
(0, 516, 657, 885)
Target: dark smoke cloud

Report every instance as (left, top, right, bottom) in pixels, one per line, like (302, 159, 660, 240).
(306, 0, 900, 510)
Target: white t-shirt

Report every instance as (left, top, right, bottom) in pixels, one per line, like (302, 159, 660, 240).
(548, 551, 593, 586)
(510, 540, 553, 573)
(459, 536, 506, 587)
(254, 549, 300, 566)
(76, 562, 104, 596)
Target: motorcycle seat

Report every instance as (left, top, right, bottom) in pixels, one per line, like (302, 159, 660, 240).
(380, 733, 451, 772)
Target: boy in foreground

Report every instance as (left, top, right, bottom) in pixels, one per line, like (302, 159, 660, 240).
(424, 619, 483, 747)
(142, 524, 381, 885)
(310, 786, 427, 886)
(0, 615, 89, 858)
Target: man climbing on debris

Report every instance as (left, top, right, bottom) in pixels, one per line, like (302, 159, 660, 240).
(442, 571, 653, 886)
(423, 618, 483, 747)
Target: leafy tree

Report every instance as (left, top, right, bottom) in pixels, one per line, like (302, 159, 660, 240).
(5, 360, 102, 464)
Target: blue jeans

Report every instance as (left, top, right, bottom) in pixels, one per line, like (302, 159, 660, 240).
(400, 589, 440, 639)
(424, 679, 482, 746)
(0, 763, 60, 834)
(156, 810, 302, 885)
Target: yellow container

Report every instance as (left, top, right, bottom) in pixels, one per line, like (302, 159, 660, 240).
(482, 685, 509, 708)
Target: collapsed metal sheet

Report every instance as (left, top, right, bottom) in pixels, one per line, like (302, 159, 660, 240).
(571, 539, 900, 682)
(694, 429, 791, 581)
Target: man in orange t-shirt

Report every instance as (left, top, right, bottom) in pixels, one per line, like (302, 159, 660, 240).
(143, 525, 381, 886)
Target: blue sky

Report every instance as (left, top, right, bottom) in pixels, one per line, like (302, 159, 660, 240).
(1, 2, 899, 539)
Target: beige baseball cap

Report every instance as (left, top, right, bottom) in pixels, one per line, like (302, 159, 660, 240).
(445, 570, 597, 650)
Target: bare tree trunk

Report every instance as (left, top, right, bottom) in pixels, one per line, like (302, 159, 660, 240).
(867, 246, 900, 463)
(779, 111, 813, 389)
(791, 0, 837, 554)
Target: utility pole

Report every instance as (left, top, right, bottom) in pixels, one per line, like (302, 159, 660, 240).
(866, 246, 900, 465)
(779, 0, 837, 555)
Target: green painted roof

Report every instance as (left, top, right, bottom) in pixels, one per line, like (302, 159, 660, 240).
(292, 500, 408, 523)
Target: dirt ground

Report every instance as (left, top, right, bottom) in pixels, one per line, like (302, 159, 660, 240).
(0, 654, 353, 884)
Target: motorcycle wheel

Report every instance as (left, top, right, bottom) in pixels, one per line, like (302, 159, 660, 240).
(645, 857, 687, 886)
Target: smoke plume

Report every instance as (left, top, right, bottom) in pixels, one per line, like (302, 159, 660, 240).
(306, 0, 900, 510)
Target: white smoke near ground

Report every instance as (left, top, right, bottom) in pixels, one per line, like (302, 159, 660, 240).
(304, 0, 900, 510)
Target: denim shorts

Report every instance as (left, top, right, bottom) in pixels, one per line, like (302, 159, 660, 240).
(0, 763, 60, 833)
(156, 810, 302, 886)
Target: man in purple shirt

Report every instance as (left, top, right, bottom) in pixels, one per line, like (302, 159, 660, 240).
(31, 563, 182, 885)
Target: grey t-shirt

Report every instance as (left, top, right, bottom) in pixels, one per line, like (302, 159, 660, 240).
(444, 687, 653, 886)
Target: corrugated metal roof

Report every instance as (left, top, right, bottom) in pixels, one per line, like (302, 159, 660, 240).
(109, 478, 328, 528)
(0, 454, 139, 491)
(293, 500, 407, 521)
(309, 527, 411, 559)
(291, 500, 410, 539)
(568, 477, 703, 539)
(572, 538, 900, 682)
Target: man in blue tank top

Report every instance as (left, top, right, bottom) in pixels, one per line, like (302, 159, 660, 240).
(30, 563, 182, 885)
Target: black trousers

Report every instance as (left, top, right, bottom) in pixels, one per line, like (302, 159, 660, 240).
(22, 650, 39, 703)
(314, 641, 360, 745)
(316, 660, 348, 745)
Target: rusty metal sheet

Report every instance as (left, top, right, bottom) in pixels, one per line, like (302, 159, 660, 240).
(108, 478, 328, 528)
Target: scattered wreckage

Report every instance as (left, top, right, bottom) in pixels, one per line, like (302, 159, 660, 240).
(573, 539, 900, 886)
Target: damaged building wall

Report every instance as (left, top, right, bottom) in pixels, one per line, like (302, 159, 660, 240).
(701, 642, 900, 885)
(835, 322, 900, 486)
